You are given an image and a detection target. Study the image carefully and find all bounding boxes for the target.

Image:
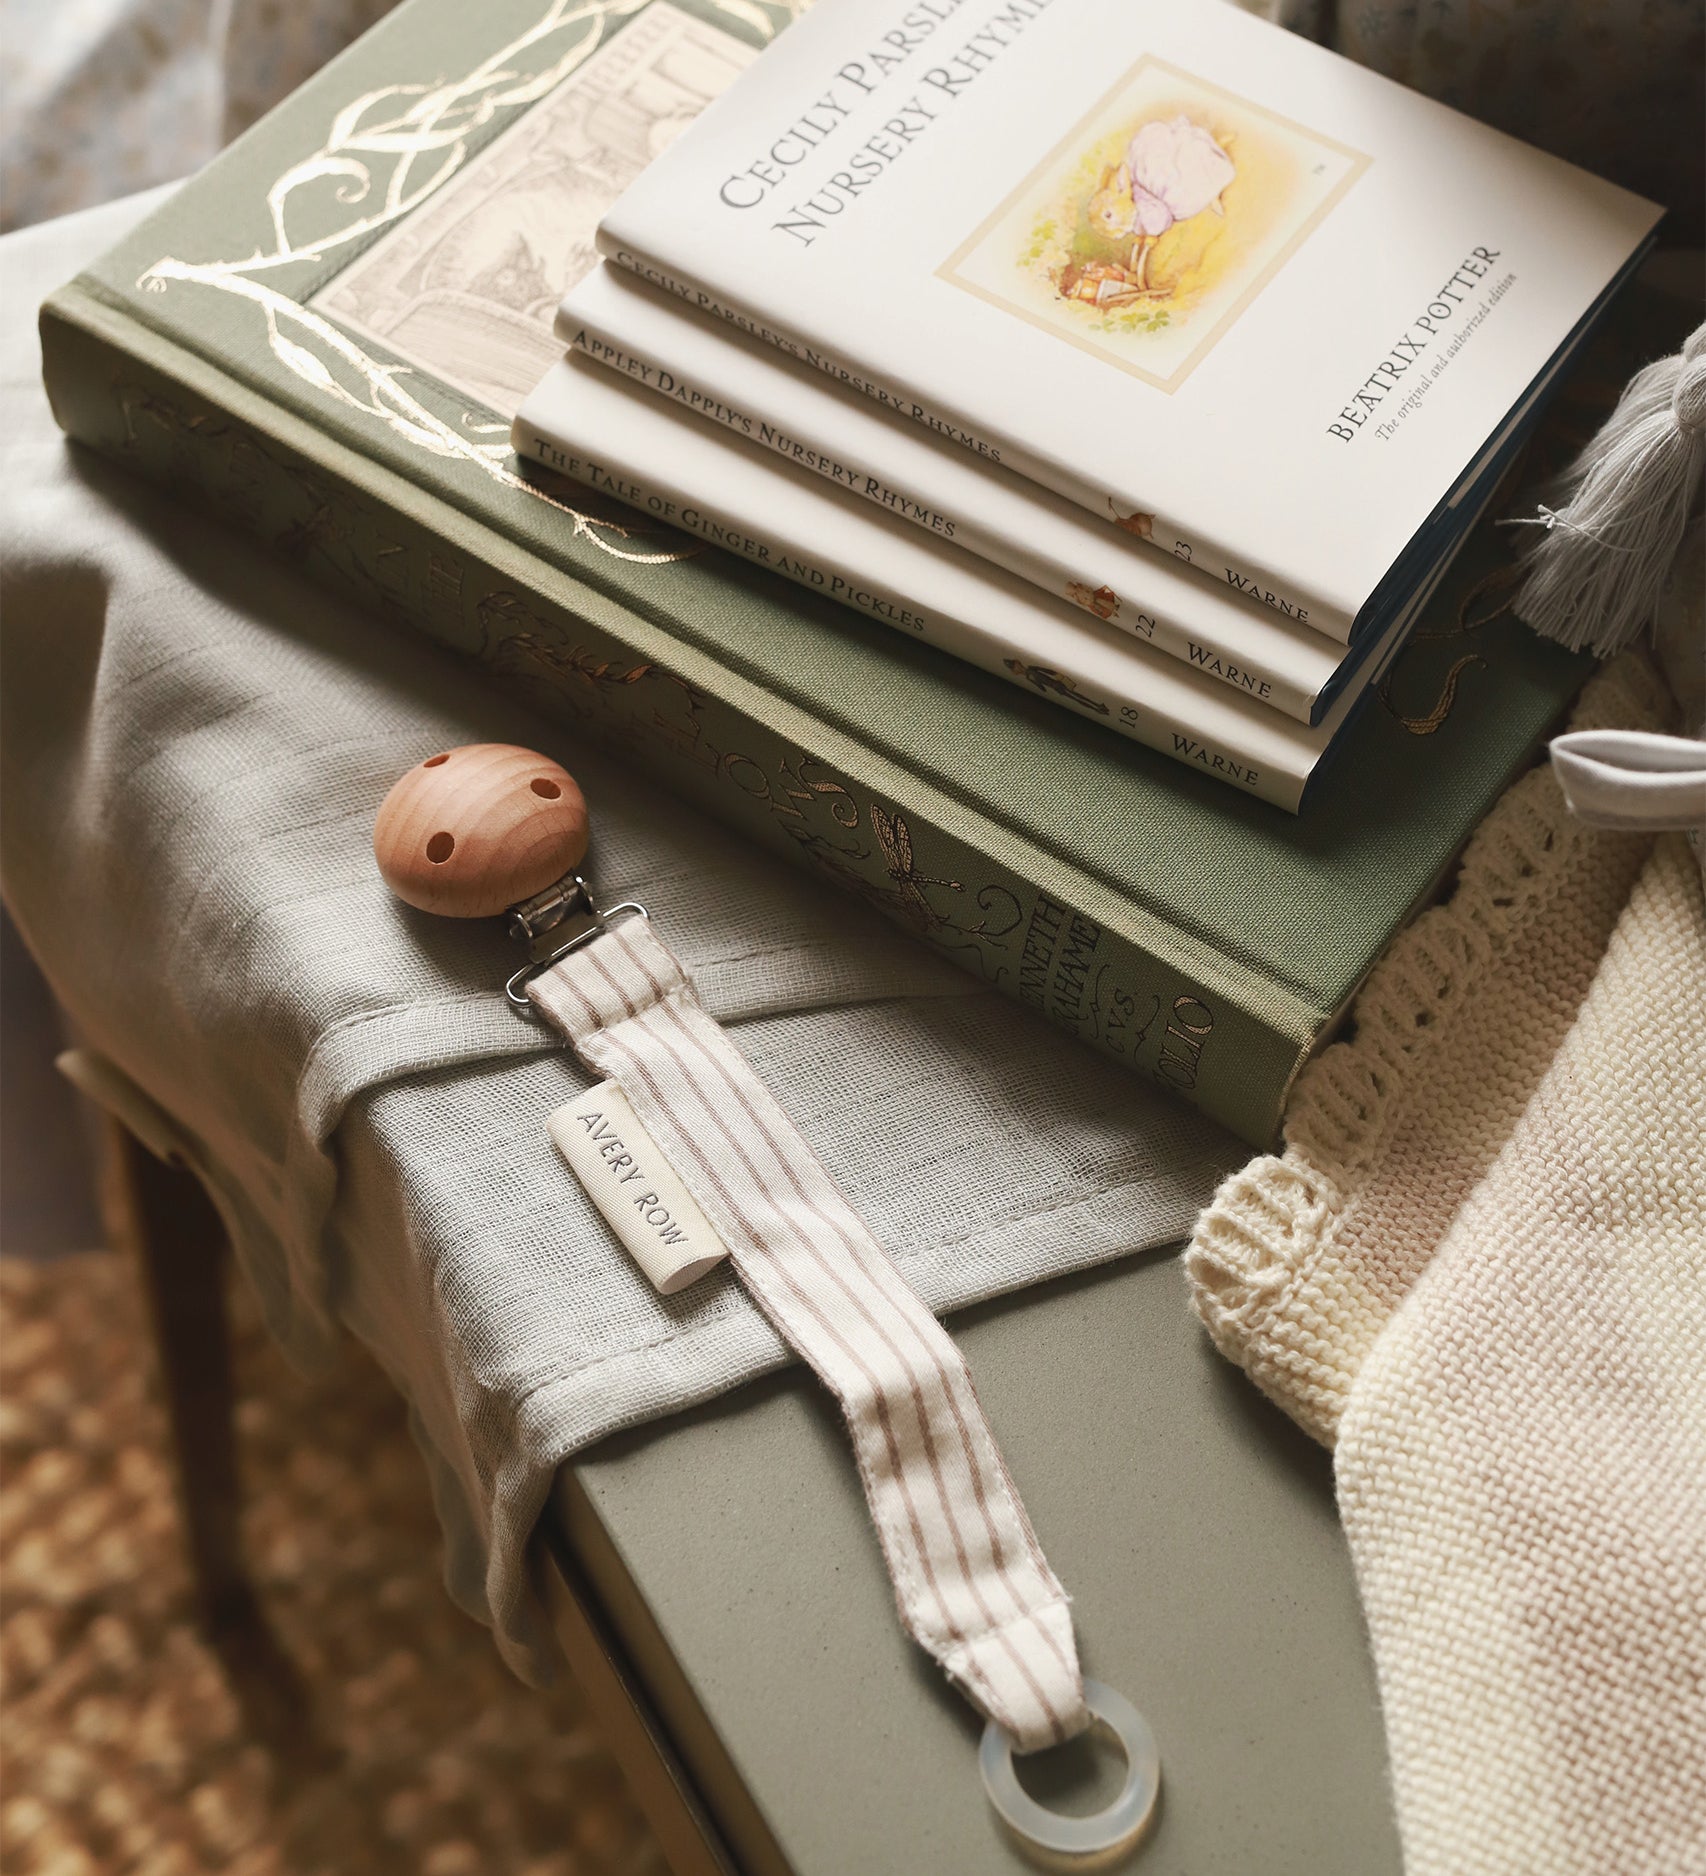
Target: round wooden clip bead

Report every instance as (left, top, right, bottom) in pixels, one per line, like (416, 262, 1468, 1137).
(374, 744, 589, 918)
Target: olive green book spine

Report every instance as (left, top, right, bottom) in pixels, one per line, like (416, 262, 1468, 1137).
(42, 286, 1299, 1138)
(35, 0, 1608, 1151)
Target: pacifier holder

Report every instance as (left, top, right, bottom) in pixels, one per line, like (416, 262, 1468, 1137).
(375, 745, 1158, 1854)
(532, 909, 1082, 1748)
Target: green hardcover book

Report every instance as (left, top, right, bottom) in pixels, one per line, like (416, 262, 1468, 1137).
(41, 0, 1653, 1147)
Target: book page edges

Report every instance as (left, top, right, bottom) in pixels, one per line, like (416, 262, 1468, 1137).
(557, 267, 1349, 719)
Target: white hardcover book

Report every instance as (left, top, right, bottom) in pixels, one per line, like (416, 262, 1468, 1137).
(592, 0, 1658, 640)
(557, 264, 1359, 723)
(513, 351, 1449, 813)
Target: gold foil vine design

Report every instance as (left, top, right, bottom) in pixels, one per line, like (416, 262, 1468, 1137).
(1378, 560, 1522, 734)
(135, 1, 798, 561)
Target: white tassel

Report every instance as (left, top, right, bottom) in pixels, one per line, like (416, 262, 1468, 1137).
(1512, 321, 1706, 658)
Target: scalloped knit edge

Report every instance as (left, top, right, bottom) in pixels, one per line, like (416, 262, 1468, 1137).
(1185, 651, 1672, 1435)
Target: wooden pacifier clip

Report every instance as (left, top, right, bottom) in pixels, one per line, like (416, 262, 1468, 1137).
(375, 745, 1159, 1856)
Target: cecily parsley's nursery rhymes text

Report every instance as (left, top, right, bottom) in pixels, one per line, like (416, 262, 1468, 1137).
(718, 0, 1059, 244)
(1326, 247, 1517, 442)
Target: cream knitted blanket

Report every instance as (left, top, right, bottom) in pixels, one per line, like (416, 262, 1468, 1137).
(1187, 652, 1706, 1874)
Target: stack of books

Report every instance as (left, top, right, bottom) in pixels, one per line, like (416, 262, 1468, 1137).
(515, 0, 1657, 811)
(42, 0, 1676, 1146)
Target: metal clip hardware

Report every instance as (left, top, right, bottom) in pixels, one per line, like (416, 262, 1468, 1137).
(503, 873, 649, 1013)
(506, 874, 590, 945)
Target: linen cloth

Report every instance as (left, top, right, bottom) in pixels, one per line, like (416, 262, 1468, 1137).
(0, 0, 396, 231)
(1186, 653, 1706, 1873)
(0, 189, 1238, 1681)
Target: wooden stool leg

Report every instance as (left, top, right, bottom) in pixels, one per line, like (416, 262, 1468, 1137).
(104, 1120, 248, 1627)
(102, 1119, 320, 1760)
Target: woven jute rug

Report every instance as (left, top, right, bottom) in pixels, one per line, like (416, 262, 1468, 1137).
(0, 1251, 664, 1876)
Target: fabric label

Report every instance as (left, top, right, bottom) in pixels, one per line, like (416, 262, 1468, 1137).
(547, 1081, 729, 1295)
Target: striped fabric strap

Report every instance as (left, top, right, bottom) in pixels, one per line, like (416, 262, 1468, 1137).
(530, 916, 1088, 1752)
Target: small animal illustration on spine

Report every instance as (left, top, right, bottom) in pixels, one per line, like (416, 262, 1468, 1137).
(1004, 659, 1112, 715)
(1067, 581, 1121, 620)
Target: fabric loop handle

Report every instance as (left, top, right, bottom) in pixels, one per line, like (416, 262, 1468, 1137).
(1550, 729, 1706, 833)
(530, 916, 1089, 1753)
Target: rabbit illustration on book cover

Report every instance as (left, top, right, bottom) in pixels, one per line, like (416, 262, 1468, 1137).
(942, 60, 1367, 391)
(1079, 116, 1236, 300)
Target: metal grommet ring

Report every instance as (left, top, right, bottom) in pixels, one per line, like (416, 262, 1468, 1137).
(980, 1680, 1160, 1858)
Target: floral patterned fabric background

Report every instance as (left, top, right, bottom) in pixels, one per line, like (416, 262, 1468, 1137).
(1, 0, 1699, 238)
